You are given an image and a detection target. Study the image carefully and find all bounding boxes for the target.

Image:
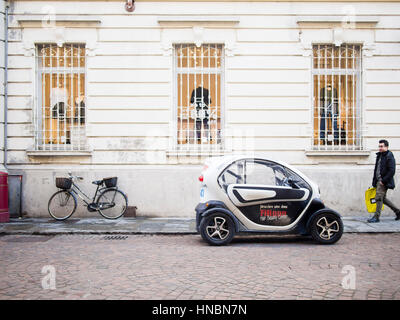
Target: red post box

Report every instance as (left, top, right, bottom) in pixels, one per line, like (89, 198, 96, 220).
(0, 172, 9, 222)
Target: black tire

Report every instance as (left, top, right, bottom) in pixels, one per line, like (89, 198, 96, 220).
(97, 189, 128, 219)
(48, 190, 77, 221)
(199, 212, 235, 246)
(310, 212, 343, 244)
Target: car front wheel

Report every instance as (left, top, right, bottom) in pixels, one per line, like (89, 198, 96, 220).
(199, 212, 235, 246)
(310, 212, 344, 244)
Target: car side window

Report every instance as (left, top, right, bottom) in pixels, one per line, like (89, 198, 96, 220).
(245, 160, 276, 185)
(218, 159, 311, 193)
(218, 160, 245, 187)
(218, 159, 292, 192)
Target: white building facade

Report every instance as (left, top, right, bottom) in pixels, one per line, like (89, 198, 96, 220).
(2, 0, 400, 217)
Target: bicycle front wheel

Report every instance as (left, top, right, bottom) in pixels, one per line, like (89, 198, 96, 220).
(97, 189, 128, 219)
(48, 190, 77, 221)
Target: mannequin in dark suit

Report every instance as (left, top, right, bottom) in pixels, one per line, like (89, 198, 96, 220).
(319, 84, 339, 143)
(190, 86, 211, 142)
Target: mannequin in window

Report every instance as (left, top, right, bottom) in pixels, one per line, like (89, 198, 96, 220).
(74, 95, 86, 125)
(319, 84, 339, 144)
(190, 86, 211, 143)
(51, 85, 68, 120)
(50, 85, 70, 144)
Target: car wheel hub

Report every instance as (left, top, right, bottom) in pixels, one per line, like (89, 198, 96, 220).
(316, 216, 340, 240)
(206, 217, 229, 240)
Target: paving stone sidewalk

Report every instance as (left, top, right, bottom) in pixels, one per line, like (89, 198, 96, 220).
(0, 215, 399, 235)
(1, 233, 400, 300)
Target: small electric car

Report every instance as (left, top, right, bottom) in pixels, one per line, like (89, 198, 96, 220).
(195, 155, 343, 245)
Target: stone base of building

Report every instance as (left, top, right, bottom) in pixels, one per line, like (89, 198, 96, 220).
(6, 166, 400, 218)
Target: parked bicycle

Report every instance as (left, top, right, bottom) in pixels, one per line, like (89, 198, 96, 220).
(48, 172, 128, 220)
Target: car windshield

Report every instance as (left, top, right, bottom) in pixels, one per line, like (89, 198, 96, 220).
(217, 159, 309, 192)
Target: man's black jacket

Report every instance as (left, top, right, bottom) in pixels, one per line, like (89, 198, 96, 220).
(372, 150, 396, 189)
(190, 87, 211, 107)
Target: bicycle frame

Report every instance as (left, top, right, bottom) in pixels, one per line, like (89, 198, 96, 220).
(69, 179, 117, 206)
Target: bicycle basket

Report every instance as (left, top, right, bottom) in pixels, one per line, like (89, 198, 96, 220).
(55, 177, 72, 189)
(103, 177, 118, 188)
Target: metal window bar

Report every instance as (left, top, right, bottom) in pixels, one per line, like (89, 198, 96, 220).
(36, 44, 86, 151)
(312, 44, 362, 150)
(175, 44, 223, 152)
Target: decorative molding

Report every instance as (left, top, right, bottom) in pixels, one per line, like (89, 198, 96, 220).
(160, 29, 173, 56)
(305, 150, 370, 157)
(17, 15, 101, 28)
(86, 39, 98, 57)
(26, 150, 92, 157)
(157, 16, 240, 25)
(20, 22, 100, 56)
(54, 27, 66, 47)
(22, 40, 35, 57)
(298, 24, 377, 56)
(333, 27, 344, 47)
(362, 42, 377, 57)
(296, 16, 379, 25)
(225, 39, 237, 57)
(158, 15, 239, 56)
(299, 38, 313, 57)
(193, 26, 204, 47)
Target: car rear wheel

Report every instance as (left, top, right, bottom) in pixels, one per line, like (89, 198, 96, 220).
(199, 212, 235, 246)
(310, 212, 343, 244)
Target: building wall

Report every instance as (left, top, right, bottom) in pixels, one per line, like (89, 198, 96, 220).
(4, 1, 400, 217)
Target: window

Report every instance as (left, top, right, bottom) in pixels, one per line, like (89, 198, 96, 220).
(174, 44, 223, 150)
(218, 159, 309, 191)
(312, 44, 362, 150)
(218, 160, 245, 187)
(245, 161, 276, 185)
(35, 44, 86, 151)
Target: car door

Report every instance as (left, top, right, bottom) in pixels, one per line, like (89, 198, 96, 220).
(224, 159, 312, 226)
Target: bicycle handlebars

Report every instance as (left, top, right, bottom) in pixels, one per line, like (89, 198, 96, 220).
(68, 172, 84, 181)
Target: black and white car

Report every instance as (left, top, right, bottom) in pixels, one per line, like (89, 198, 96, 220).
(195, 156, 344, 245)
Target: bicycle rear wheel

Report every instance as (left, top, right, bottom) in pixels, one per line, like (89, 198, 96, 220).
(96, 189, 128, 219)
(48, 190, 77, 221)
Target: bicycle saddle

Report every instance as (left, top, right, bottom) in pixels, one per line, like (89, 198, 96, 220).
(92, 180, 103, 185)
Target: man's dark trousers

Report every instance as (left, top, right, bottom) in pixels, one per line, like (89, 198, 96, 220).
(374, 182, 399, 217)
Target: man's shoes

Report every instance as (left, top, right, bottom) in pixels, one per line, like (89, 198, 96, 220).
(368, 216, 380, 223)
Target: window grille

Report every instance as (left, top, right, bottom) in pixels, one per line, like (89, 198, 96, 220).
(35, 44, 87, 151)
(312, 44, 362, 150)
(174, 44, 224, 151)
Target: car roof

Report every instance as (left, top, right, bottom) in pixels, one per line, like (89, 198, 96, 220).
(205, 155, 288, 168)
(204, 155, 305, 178)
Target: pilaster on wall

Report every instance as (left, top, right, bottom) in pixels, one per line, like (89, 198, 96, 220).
(0, 0, 6, 172)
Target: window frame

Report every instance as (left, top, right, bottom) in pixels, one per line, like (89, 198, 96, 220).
(34, 42, 88, 151)
(310, 43, 364, 151)
(172, 43, 226, 152)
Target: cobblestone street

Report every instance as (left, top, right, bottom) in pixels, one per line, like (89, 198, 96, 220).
(0, 233, 399, 300)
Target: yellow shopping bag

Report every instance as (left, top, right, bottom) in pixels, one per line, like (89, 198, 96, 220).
(365, 187, 384, 213)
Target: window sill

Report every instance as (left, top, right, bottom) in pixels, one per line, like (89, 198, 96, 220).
(26, 150, 92, 157)
(305, 150, 370, 157)
(166, 148, 228, 157)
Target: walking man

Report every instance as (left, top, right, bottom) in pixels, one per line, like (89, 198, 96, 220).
(368, 139, 400, 223)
